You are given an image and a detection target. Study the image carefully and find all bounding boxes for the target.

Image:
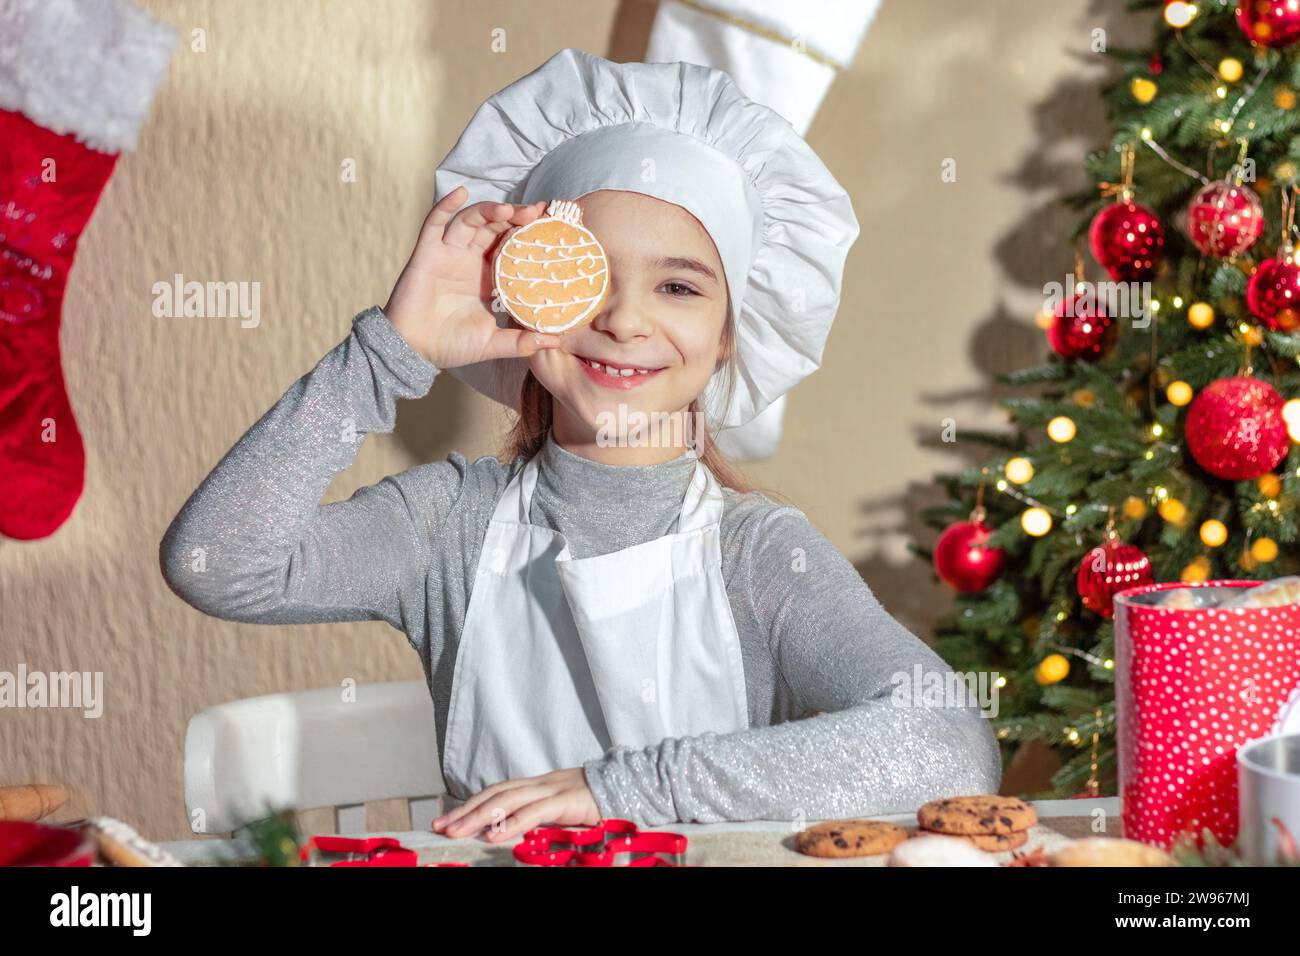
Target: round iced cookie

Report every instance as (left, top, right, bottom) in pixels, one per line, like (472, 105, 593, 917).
(493, 199, 609, 333)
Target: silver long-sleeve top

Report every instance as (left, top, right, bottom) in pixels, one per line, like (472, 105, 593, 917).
(159, 307, 1002, 826)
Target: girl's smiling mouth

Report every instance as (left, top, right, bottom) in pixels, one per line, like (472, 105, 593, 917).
(573, 352, 668, 389)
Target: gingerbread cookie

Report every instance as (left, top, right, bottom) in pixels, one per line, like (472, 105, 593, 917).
(493, 199, 609, 333)
(916, 795, 1037, 835)
(794, 820, 909, 858)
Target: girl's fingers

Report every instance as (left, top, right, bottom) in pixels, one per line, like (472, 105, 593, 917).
(482, 327, 564, 361)
(443, 200, 520, 249)
(509, 200, 549, 226)
(469, 216, 519, 252)
(434, 782, 507, 831)
(446, 785, 546, 839)
(424, 195, 545, 248)
(422, 186, 469, 239)
(467, 201, 548, 254)
(483, 794, 568, 843)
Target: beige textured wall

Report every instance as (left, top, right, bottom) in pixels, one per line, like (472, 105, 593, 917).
(0, 0, 1139, 840)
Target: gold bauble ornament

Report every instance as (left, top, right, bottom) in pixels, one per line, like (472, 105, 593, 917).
(1187, 302, 1215, 329)
(1131, 77, 1158, 104)
(1036, 654, 1070, 685)
(1158, 498, 1188, 526)
(1251, 537, 1279, 563)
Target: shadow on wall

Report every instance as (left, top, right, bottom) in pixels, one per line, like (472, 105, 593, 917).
(849, 0, 1153, 635)
(845, 0, 1155, 794)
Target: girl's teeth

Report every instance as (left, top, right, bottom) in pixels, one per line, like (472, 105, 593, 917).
(586, 359, 653, 376)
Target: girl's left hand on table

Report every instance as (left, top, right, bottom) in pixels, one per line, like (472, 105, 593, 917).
(431, 768, 601, 842)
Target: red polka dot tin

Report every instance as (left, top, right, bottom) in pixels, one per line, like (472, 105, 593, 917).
(1114, 580, 1300, 850)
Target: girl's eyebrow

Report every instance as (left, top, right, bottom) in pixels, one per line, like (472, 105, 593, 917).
(648, 255, 719, 284)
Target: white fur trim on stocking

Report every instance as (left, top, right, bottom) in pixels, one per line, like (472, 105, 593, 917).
(0, 0, 177, 154)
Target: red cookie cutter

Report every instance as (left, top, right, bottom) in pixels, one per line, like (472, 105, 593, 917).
(512, 819, 688, 867)
(300, 835, 469, 867)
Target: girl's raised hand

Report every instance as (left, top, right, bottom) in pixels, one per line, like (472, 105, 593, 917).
(383, 186, 563, 369)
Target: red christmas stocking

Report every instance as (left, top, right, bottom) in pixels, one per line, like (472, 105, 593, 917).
(0, 109, 118, 539)
(0, 0, 176, 539)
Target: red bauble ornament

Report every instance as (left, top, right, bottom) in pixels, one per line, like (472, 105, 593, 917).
(1077, 538, 1153, 618)
(1246, 252, 1300, 331)
(1236, 0, 1300, 48)
(1089, 199, 1164, 280)
(1186, 180, 1264, 257)
(1185, 376, 1290, 481)
(934, 518, 1006, 593)
(1047, 294, 1117, 362)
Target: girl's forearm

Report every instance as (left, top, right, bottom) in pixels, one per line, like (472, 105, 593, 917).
(158, 306, 438, 625)
(582, 697, 1001, 826)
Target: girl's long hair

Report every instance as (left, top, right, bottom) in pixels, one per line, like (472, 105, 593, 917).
(501, 300, 788, 501)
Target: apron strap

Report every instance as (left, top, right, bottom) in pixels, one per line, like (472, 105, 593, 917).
(673, 455, 724, 534)
(491, 455, 540, 525)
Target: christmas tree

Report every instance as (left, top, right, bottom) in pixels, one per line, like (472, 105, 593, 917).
(915, 0, 1300, 799)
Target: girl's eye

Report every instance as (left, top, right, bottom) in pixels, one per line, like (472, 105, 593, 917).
(660, 281, 699, 298)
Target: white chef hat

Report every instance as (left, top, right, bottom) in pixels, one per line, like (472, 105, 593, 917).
(433, 47, 859, 430)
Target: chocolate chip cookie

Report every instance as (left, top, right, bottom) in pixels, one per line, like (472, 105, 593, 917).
(952, 828, 1030, 852)
(916, 795, 1037, 835)
(794, 820, 909, 858)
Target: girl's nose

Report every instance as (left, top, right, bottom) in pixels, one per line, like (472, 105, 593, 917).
(590, 284, 652, 340)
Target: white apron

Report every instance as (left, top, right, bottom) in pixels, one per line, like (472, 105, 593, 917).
(440, 445, 750, 799)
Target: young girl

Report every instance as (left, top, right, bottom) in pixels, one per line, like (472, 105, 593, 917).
(161, 49, 1000, 842)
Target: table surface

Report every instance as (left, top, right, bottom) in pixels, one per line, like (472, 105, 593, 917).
(159, 797, 1122, 867)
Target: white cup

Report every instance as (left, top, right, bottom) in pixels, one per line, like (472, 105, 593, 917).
(1237, 733, 1300, 865)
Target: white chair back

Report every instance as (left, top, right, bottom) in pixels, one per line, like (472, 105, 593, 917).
(184, 680, 446, 836)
